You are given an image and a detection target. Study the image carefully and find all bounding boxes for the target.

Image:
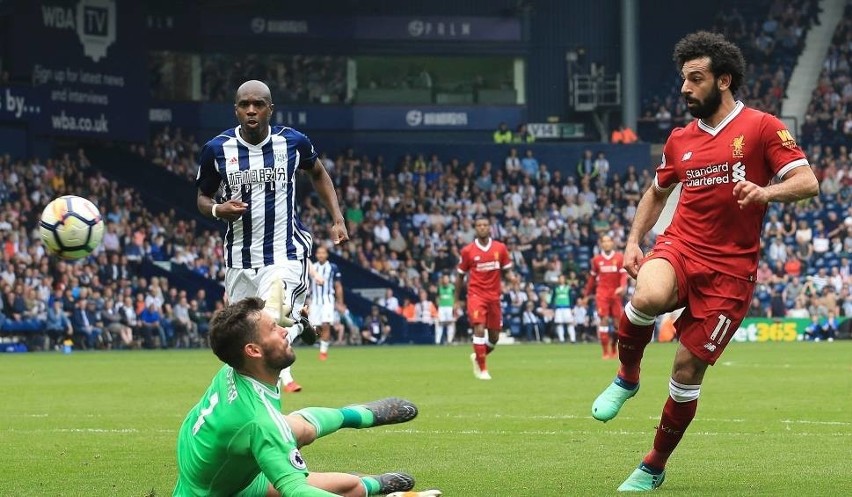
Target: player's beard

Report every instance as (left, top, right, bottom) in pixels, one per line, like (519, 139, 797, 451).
(684, 83, 722, 120)
(263, 343, 296, 372)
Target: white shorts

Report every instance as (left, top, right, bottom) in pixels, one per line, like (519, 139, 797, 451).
(225, 260, 309, 319)
(554, 308, 574, 324)
(438, 306, 454, 323)
(309, 301, 336, 325)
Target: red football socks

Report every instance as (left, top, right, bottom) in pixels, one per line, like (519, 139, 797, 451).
(473, 343, 488, 371)
(598, 330, 610, 356)
(643, 396, 698, 470)
(616, 313, 654, 384)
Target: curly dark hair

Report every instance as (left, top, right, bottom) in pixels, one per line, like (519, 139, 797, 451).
(673, 31, 746, 95)
(208, 297, 265, 369)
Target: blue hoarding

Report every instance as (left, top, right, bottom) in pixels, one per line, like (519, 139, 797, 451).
(151, 102, 524, 133)
(167, 12, 521, 43)
(354, 17, 521, 41)
(352, 106, 525, 131)
(8, 0, 148, 141)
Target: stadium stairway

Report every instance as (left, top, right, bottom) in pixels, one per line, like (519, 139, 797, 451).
(781, 0, 847, 130)
(86, 145, 433, 344)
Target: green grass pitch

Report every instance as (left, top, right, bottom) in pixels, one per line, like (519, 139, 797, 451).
(1, 341, 849, 496)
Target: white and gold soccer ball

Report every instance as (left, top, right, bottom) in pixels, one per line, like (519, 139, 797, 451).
(39, 195, 104, 260)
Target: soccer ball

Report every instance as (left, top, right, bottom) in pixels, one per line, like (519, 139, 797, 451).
(39, 195, 104, 260)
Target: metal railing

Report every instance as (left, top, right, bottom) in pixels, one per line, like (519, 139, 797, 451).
(571, 73, 621, 111)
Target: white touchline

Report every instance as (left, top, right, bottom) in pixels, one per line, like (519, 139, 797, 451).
(379, 428, 851, 437)
(780, 419, 851, 426)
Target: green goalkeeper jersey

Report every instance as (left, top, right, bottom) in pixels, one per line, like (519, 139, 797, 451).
(438, 284, 455, 307)
(552, 285, 572, 308)
(174, 365, 331, 497)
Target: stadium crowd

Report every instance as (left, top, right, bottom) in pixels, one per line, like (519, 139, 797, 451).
(137, 115, 852, 344)
(2, 131, 850, 352)
(0, 150, 221, 351)
(3, 0, 850, 351)
(799, 3, 852, 150)
(638, 0, 821, 141)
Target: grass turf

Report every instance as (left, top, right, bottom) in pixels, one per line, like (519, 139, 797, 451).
(0, 340, 849, 496)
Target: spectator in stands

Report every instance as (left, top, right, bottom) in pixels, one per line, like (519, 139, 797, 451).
(821, 310, 838, 342)
(513, 123, 535, 143)
(493, 122, 513, 143)
(139, 302, 166, 349)
(611, 123, 639, 144)
(747, 296, 768, 318)
(333, 302, 359, 345)
(573, 297, 592, 342)
(72, 299, 103, 350)
(654, 105, 672, 142)
(530, 244, 548, 284)
(188, 299, 210, 342)
(593, 151, 611, 186)
(521, 150, 539, 178)
(767, 235, 788, 264)
(117, 296, 141, 346)
(373, 218, 391, 245)
(400, 296, 416, 322)
(521, 300, 543, 342)
(361, 305, 391, 345)
(44, 299, 72, 350)
(504, 148, 521, 174)
(812, 219, 830, 254)
(103, 298, 133, 349)
(413, 288, 437, 325)
(786, 297, 810, 319)
(576, 149, 598, 180)
(378, 288, 400, 314)
(173, 296, 197, 348)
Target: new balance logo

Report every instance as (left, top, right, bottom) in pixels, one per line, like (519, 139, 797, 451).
(682, 151, 693, 161)
(703, 342, 717, 352)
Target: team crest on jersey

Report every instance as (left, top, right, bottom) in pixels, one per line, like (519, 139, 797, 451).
(776, 129, 797, 149)
(289, 448, 307, 470)
(274, 151, 287, 167)
(730, 134, 745, 158)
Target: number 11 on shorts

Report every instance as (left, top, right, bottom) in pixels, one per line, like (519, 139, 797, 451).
(710, 314, 732, 344)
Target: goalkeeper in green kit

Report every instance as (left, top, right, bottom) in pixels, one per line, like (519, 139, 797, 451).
(174, 296, 440, 497)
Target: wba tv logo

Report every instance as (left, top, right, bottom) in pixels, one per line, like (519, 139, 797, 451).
(41, 0, 116, 62)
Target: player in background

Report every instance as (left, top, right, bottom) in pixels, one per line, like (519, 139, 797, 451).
(435, 274, 456, 345)
(196, 80, 349, 393)
(584, 235, 628, 359)
(309, 245, 343, 361)
(455, 217, 514, 380)
(174, 297, 441, 497)
(590, 32, 818, 491)
(551, 274, 576, 343)
(414, 288, 438, 327)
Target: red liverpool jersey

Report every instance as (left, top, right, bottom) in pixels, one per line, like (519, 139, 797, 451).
(584, 251, 627, 297)
(654, 102, 808, 279)
(458, 239, 512, 302)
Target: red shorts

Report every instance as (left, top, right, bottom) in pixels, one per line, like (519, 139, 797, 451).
(596, 294, 623, 321)
(467, 295, 502, 330)
(644, 244, 754, 365)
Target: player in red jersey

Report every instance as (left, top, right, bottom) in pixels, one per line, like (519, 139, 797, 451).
(455, 217, 514, 380)
(584, 235, 628, 359)
(591, 32, 818, 491)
